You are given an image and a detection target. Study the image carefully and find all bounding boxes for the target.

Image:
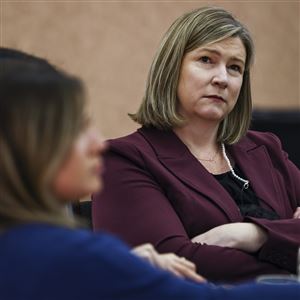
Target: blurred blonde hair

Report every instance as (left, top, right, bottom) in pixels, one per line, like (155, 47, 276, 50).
(0, 51, 85, 229)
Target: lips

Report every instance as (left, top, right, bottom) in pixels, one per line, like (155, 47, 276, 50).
(205, 95, 226, 102)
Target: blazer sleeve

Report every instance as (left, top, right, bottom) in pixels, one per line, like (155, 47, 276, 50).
(92, 142, 289, 283)
(244, 132, 300, 273)
(245, 217, 300, 273)
(271, 132, 300, 207)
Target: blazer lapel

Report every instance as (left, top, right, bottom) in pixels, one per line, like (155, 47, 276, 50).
(138, 127, 243, 221)
(228, 137, 281, 213)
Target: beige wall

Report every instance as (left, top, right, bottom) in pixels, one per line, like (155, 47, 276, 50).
(2, 1, 299, 139)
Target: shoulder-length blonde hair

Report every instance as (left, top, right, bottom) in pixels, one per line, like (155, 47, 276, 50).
(0, 53, 85, 229)
(130, 7, 254, 144)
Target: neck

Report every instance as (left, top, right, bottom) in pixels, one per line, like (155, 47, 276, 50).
(173, 120, 219, 153)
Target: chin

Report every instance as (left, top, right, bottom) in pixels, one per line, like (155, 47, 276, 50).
(196, 108, 225, 120)
(89, 180, 103, 194)
(94, 182, 103, 194)
(74, 182, 102, 200)
(201, 114, 224, 122)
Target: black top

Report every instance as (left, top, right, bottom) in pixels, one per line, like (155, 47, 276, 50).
(214, 167, 279, 220)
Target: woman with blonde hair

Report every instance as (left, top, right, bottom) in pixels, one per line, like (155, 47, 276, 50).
(92, 6, 300, 283)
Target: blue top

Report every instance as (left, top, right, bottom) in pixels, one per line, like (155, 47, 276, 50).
(0, 223, 299, 300)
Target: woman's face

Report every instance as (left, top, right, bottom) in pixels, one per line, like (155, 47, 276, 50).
(177, 37, 246, 124)
(52, 124, 107, 201)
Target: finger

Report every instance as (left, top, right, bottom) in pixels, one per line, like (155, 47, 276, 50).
(293, 212, 300, 218)
(131, 244, 152, 256)
(146, 249, 161, 267)
(177, 257, 196, 271)
(142, 243, 155, 251)
(132, 245, 158, 266)
(177, 267, 206, 283)
(166, 267, 185, 279)
(191, 236, 205, 243)
(293, 207, 300, 219)
(162, 254, 196, 271)
(170, 261, 206, 283)
(151, 250, 169, 269)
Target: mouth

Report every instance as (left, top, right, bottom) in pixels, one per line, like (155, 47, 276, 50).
(204, 95, 226, 102)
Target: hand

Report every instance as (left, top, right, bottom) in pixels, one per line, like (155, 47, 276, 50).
(131, 243, 206, 283)
(191, 223, 267, 253)
(293, 207, 300, 219)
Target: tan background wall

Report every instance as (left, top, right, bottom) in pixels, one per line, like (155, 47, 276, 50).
(2, 1, 299, 139)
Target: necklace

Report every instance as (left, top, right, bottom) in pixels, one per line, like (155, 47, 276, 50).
(221, 143, 249, 189)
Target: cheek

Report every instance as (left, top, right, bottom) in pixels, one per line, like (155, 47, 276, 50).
(230, 79, 243, 103)
(51, 145, 86, 200)
(52, 152, 102, 201)
(178, 69, 204, 102)
(234, 77, 243, 94)
(52, 157, 78, 200)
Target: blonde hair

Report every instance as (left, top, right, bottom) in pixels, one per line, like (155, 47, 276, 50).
(0, 55, 85, 229)
(130, 7, 254, 144)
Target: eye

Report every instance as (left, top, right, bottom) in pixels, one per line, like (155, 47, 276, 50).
(199, 56, 212, 64)
(229, 64, 243, 73)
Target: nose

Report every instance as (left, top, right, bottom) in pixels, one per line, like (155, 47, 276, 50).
(211, 65, 228, 89)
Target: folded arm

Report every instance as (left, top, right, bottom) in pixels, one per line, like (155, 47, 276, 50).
(191, 222, 267, 253)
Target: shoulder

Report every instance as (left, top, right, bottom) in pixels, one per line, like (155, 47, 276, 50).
(237, 130, 283, 151)
(233, 130, 290, 168)
(102, 130, 149, 169)
(104, 126, 168, 165)
(105, 126, 185, 160)
(3, 223, 130, 261)
(0, 224, 139, 299)
(51, 226, 132, 260)
(108, 129, 147, 153)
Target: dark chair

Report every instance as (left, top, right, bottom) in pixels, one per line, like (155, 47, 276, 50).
(251, 109, 300, 168)
(72, 200, 92, 229)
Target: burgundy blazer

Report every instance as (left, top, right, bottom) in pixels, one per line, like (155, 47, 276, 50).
(92, 127, 300, 283)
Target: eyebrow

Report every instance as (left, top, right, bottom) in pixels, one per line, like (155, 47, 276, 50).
(198, 48, 246, 66)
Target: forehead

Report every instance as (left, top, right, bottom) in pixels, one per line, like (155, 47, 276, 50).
(193, 37, 246, 62)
